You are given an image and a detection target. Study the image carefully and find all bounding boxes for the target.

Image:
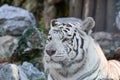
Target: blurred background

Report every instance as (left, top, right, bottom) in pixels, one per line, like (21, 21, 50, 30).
(0, 0, 120, 33)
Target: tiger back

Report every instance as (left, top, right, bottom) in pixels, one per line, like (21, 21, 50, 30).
(43, 17, 120, 80)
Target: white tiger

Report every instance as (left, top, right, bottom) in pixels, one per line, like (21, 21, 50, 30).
(43, 17, 120, 80)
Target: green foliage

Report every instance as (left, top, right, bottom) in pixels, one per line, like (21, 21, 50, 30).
(38, 18, 46, 32)
(23, 28, 35, 37)
(10, 27, 46, 63)
(38, 18, 47, 45)
(37, 78, 46, 80)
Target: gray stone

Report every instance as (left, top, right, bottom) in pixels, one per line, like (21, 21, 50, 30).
(19, 62, 45, 80)
(0, 62, 46, 80)
(18, 67, 29, 80)
(92, 32, 112, 41)
(92, 32, 112, 47)
(0, 35, 18, 58)
(0, 63, 19, 80)
(0, 4, 36, 36)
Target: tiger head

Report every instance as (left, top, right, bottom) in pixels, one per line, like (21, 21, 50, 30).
(43, 17, 95, 73)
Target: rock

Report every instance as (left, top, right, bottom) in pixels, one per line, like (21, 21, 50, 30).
(18, 67, 29, 80)
(19, 62, 45, 80)
(92, 32, 112, 41)
(92, 32, 112, 47)
(0, 0, 44, 28)
(0, 4, 36, 36)
(0, 35, 18, 58)
(0, 62, 46, 80)
(0, 63, 19, 80)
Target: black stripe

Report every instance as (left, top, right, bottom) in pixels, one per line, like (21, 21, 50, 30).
(77, 56, 100, 80)
(66, 23, 72, 27)
(73, 38, 79, 59)
(76, 49, 85, 63)
(68, 35, 72, 36)
(71, 33, 76, 40)
(68, 45, 72, 54)
(63, 30, 67, 32)
(62, 38, 68, 42)
(66, 28, 70, 31)
(80, 37, 84, 48)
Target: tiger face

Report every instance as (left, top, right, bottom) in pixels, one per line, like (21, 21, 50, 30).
(43, 17, 95, 72)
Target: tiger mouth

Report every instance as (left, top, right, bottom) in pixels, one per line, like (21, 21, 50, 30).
(45, 55, 68, 64)
(48, 60, 60, 63)
(46, 59, 64, 66)
(46, 57, 65, 63)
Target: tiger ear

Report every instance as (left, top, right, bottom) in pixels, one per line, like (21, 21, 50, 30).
(50, 19, 61, 27)
(80, 17, 95, 34)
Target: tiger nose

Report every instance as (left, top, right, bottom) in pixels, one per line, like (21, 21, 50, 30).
(46, 49, 56, 56)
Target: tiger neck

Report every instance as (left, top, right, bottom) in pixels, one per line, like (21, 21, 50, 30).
(50, 61, 100, 80)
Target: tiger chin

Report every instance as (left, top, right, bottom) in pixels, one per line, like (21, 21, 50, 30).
(43, 17, 120, 80)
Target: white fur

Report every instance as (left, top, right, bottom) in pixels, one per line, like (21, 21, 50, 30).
(43, 17, 120, 80)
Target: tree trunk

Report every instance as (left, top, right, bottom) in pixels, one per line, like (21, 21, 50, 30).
(106, 0, 118, 32)
(69, 0, 83, 18)
(82, 0, 95, 19)
(95, 0, 106, 31)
